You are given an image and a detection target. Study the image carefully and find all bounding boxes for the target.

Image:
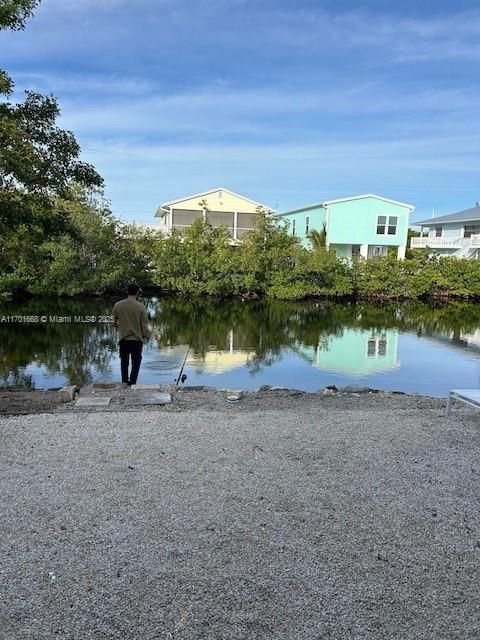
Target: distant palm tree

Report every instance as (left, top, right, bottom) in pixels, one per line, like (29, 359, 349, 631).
(307, 223, 327, 251)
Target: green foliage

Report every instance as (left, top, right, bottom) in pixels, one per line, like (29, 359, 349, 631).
(0, 189, 157, 296)
(0, 2, 108, 296)
(152, 218, 236, 295)
(0, 2, 40, 96)
(0, 91, 103, 198)
(405, 227, 421, 259)
(151, 207, 309, 298)
(0, 91, 104, 292)
(239, 207, 304, 296)
(307, 224, 327, 251)
(0, 0, 40, 30)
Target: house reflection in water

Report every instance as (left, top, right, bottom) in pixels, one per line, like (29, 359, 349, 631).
(186, 330, 254, 374)
(297, 329, 399, 376)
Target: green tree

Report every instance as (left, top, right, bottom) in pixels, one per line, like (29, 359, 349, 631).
(0, 0, 39, 30)
(25, 190, 157, 296)
(238, 207, 303, 295)
(307, 224, 327, 251)
(0, 0, 105, 294)
(0, 1, 40, 93)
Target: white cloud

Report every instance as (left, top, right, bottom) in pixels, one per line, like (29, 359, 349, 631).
(43, 82, 480, 146)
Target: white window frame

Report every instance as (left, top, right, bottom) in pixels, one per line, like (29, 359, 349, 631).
(376, 215, 398, 236)
(305, 216, 310, 235)
(366, 332, 388, 359)
(292, 219, 296, 236)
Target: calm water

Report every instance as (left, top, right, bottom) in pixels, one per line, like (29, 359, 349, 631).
(1, 296, 480, 397)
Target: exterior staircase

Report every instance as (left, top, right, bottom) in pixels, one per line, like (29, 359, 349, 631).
(453, 244, 480, 259)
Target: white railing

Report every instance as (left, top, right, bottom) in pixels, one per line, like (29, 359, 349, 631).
(410, 237, 462, 249)
(411, 235, 480, 249)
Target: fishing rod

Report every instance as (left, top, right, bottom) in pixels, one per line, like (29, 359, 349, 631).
(175, 344, 191, 386)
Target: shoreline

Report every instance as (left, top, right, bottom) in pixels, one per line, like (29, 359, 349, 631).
(3, 288, 480, 302)
(0, 384, 448, 416)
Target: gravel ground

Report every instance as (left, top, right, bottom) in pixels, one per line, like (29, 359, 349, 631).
(1, 393, 479, 639)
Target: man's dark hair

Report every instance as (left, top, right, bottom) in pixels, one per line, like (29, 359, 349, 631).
(127, 283, 140, 296)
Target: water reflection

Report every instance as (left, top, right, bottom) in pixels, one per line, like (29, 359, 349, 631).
(187, 331, 255, 374)
(0, 298, 117, 388)
(1, 296, 480, 394)
(296, 329, 399, 376)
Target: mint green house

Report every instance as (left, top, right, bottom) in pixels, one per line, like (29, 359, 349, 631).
(277, 194, 415, 260)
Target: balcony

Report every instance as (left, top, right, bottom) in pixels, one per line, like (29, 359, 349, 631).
(411, 235, 480, 249)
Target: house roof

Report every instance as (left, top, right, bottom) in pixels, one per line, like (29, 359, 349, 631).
(156, 187, 273, 217)
(276, 202, 325, 216)
(322, 193, 415, 210)
(278, 193, 415, 216)
(415, 205, 480, 226)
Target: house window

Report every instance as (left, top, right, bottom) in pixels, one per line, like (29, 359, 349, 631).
(378, 338, 387, 356)
(387, 216, 398, 235)
(377, 215, 398, 235)
(367, 339, 376, 357)
(376, 216, 387, 234)
(305, 216, 310, 235)
(367, 332, 388, 358)
(292, 220, 296, 236)
(464, 224, 480, 238)
(435, 226, 443, 237)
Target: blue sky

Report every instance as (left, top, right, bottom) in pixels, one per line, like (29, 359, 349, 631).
(2, 0, 480, 222)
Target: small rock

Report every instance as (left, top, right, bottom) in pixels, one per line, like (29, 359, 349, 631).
(339, 385, 371, 394)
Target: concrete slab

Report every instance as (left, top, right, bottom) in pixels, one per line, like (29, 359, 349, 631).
(92, 382, 117, 390)
(124, 393, 172, 406)
(75, 397, 111, 407)
(58, 385, 78, 402)
(130, 384, 162, 391)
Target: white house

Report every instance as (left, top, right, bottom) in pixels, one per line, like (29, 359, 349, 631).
(411, 205, 480, 258)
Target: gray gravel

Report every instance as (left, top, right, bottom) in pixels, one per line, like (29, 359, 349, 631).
(1, 394, 479, 639)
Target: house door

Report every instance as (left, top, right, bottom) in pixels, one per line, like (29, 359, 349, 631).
(351, 245, 361, 259)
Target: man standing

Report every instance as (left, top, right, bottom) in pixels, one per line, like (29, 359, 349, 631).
(112, 284, 151, 386)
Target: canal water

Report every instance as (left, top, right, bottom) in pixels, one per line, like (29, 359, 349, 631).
(1, 296, 480, 397)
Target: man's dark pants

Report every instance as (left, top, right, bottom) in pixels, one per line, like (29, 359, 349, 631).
(119, 338, 143, 385)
